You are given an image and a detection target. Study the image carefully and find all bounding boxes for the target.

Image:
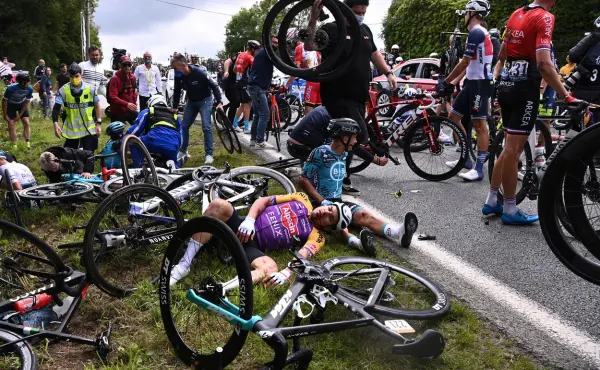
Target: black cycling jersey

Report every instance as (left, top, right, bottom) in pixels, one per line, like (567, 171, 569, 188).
(569, 32, 600, 90)
(289, 106, 331, 148)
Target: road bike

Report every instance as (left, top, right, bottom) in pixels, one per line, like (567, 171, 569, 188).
(160, 217, 449, 369)
(264, 87, 292, 152)
(285, 78, 306, 126)
(0, 219, 112, 370)
(83, 165, 296, 298)
(349, 93, 468, 182)
(212, 102, 242, 155)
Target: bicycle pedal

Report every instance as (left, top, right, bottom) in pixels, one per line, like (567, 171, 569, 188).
(96, 321, 113, 361)
(310, 285, 337, 308)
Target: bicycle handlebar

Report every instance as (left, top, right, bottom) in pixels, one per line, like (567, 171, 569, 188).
(417, 93, 439, 110)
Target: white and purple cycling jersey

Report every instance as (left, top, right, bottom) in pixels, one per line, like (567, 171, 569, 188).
(463, 24, 494, 81)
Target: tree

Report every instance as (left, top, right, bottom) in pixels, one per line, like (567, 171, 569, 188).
(0, 0, 102, 72)
(223, 0, 279, 57)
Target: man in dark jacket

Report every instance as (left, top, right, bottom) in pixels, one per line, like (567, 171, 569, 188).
(33, 59, 46, 81)
(38, 146, 95, 183)
(108, 55, 139, 124)
(569, 18, 600, 123)
(171, 52, 223, 164)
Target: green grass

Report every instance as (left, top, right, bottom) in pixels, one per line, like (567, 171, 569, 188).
(0, 84, 544, 369)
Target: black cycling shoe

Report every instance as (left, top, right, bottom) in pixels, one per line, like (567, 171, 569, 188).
(400, 212, 418, 248)
(342, 185, 361, 195)
(359, 228, 376, 257)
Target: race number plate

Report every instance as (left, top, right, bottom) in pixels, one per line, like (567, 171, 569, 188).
(502, 60, 529, 82)
(384, 320, 415, 334)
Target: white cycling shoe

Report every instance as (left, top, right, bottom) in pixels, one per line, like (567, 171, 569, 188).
(445, 159, 459, 168)
(437, 132, 453, 144)
(459, 169, 484, 181)
(169, 264, 190, 286)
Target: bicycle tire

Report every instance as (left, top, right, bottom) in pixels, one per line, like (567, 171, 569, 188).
(5, 169, 22, 227)
(403, 116, 467, 181)
(276, 97, 292, 132)
(263, 0, 360, 82)
(83, 184, 184, 298)
(286, 94, 302, 126)
(160, 216, 253, 368)
(120, 134, 159, 187)
(18, 181, 94, 201)
(347, 123, 379, 175)
(214, 107, 234, 154)
(99, 174, 173, 196)
(324, 256, 450, 319)
(539, 123, 600, 285)
(0, 329, 38, 370)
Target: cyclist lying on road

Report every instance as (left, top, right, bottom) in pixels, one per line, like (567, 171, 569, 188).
(299, 118, 418, 254)
(38, 146, 95, 183)
(169, 192, 353, 288)
(0, 152, 36, 190)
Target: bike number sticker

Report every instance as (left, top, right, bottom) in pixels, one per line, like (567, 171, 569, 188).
(591, 69, 598, 82)
(502, 60, 529, 82)
(384, 320, 415, 334)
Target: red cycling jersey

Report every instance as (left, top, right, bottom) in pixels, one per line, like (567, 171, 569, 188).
(233, 51, 254, 82)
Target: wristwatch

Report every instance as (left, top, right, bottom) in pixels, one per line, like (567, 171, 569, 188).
(96, 119, 102, 124)
(384, 71, 393, 77)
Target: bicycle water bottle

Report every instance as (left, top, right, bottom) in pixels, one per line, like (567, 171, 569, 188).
(14, 293, 53, 314)
(534, 147, 546, 169)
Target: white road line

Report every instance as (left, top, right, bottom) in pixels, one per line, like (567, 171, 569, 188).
(344, 194, 600, 367)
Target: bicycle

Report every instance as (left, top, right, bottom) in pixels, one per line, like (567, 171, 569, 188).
(83, 164, 296, 298)
(349, 93, 469, 182)
(285, 78, 306, 126)
(160, 217, 449, 369)
(0, 219, 112, 370)
(212, 102, 242, 155)
(264, 86, 292, 152)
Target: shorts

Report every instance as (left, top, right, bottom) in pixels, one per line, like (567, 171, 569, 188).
(224, 209, 265, 263)
(286, 140, 315, 162)
(304, 82, 322, 107)
(451, 79, 491, 120)
(498, 87, 539, 136)
(236, 85, 251, 104)
(6, 103, 30, 120)
(64, 134, 99, 152)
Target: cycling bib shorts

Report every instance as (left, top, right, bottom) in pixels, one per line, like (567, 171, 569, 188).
(304, 81, 322, 107)
(451, 79, 492, 120)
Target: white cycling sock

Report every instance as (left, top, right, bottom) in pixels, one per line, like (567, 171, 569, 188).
(180, 239, 202, 270)
(383, 223, 404, 241)
(486, 187, 499, 207)
(347, 235, 361, 249)
(504, 197, 517, 216)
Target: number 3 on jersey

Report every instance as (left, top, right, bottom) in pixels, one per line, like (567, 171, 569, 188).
(591, 69, 598, 82)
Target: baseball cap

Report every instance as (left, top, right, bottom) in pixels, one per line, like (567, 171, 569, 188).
(120, 55, 132, 64)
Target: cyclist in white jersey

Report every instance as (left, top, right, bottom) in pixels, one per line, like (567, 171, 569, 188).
(285, 29, 322, 114)
(437, 0, 493, 181)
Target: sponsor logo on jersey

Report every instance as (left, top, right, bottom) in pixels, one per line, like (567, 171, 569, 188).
(280, 203, 299, 236)
(542, 14, 553, 37)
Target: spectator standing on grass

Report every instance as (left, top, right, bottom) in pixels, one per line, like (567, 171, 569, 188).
(55, 64, 70, 90)
(40, 68, 52, 118)
(134, 51, 162, 110)
(2, 72, 33, 149)
(170, 52, 223, 165)
(108, 56, 138, 124)
(1, 57, 15, 83)
(33, 59, 46, 81)
(79, 45, 107, 96)
(247, 35, 278, 149)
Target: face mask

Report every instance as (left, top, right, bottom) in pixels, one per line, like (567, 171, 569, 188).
(355, 14, 364, 25)
(174, 71, 183, 78)
(145, 58, 152, 64)
(70, 77, 81, 86)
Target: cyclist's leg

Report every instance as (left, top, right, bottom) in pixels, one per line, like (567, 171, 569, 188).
(448, 83, 473, 168)
(6, 104, 18, 145)
(80, 134, 99, 152)
(20, 107, 31, 145)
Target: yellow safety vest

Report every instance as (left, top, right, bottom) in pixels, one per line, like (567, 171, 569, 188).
(148, 106, 178, 130)
(62, 84, 95, 139)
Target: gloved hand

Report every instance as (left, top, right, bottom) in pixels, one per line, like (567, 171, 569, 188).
(564, 93, 582, 105)
(265, 268, 293, 288)
(436, 79, 454, 96)
(236, 216, 256, 243)
(321, 199, 333, 206)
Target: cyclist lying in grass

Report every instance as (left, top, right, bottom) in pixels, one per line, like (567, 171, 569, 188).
(38, 146, 95, 183)
(299, 118, 418, 253)
(169, 192, 352, 288)
(0, 152, 36, 190)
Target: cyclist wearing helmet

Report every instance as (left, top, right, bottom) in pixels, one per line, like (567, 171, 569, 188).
(233, 40, 261, 133)
(569, 16, 600, 123)
(53, 63, 103, 152)
(438, 0, 493, 182)
(97, 121, 126, 169)
(488, 28, 502, 68)
(2, 72, 33, 149)
(190, 53, 200, 67)
(125, 94, 183, 168)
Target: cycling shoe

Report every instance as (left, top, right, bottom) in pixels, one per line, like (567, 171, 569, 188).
(482, 203, 503, 216)
(400, 212, 418, 248)
(359, 228, 377, 257)
(501, 209, 539, 225)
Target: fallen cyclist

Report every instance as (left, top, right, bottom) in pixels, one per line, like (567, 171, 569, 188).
(169, 192, 353, 288)
(38, 146, 95, 183)
(299, 118, 418, 254)
(0, 151, 37, 190)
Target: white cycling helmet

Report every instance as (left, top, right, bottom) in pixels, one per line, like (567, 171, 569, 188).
(403, 87, 418, 98)
(148, 94, 167, 107)
(595, 15, 600, 29)
(191, 53, 199, 58)
(429, 52, 439, 58)
(391, 44, 400, 51)
(332, 202, 353, 230)
(462, 0, 490, 18)
(395, 56, 403, 63)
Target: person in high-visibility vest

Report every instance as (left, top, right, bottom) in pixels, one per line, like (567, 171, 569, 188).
(52, 63, 103, 152)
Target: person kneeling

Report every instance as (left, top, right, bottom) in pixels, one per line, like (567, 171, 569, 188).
(38, 147, 95, 183)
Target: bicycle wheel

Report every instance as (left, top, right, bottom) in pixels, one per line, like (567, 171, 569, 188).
(325, 256, 450, 319)
(286, 94, 302, 126)
(276, 97, 291, 131)
(4, 169, 22, 227)
(539, 123, 600, 285)
(347, 124, 379, 175)
(18, 182, 94, 201)
(0, 329, 38, 370)
(99, 174, 173, 196)
(209, 166, 296, 212)
(403, 116, 467, 181)
(120, 134, 159, 187)
(83, 184, 184, 297)
(213, 107, 234, 154)
(160, 217, 253, 368)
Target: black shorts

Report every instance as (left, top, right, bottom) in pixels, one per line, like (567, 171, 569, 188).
(64, 134, 99, 152)
(324, 100, 368, 144)
(498, 87, 539, 136)
(451, 79, 491, 120)
(286, 140, 315, 162)
(224, 209, 265, 263)
(236, 85, 251, 104)
(6, 103, 30, 120)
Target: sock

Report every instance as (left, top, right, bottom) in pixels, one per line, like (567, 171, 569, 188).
(180, 239, 202, 270)
(504, 197, 517, 216)
(382, 223, 404, 241)
(347, 235, 361, 249)
(475, 151, 487, 175)
(486, 187, 498, 207)
(233, 117, 239, 127)
(244, 120, 250, 130)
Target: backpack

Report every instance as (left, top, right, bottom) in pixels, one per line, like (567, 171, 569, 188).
(111, 48, 127, 71)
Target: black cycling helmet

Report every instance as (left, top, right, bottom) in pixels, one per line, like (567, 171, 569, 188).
(16, 72, 30, 84)
(595, 15, 600, 30)
(247, 40, 261, 50)
(68, 62, 82, 76)
(327, 118, 361, 138)
(344, 0, 369, 6)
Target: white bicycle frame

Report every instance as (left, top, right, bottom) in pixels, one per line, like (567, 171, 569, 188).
(384, 94, 440, 147)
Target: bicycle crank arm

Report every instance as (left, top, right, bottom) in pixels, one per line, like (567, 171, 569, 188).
(388, 156, 401, 165)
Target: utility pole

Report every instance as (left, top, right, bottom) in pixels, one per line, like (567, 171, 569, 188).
(85, 0, 91, 50)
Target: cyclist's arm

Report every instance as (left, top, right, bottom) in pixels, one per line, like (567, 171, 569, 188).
(126, 110, 147, 136)
(569, 33, 600, 64)
(246, 196, 272, 220)
(299, 150, 326, 204)
(305, 0, 324, 52)
(451, 69, 466, 86)
(299, 177, 324, 205)
(371, 50, 392, 75)
(534, 14, 568, 98)
(299, 228, 325, 259)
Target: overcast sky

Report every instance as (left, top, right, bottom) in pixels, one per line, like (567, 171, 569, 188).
(95, 0, 391, 70)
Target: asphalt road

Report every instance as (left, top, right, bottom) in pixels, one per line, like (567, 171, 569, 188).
(234, 120, 600, 370)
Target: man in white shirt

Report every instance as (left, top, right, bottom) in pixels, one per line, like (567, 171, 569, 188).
(79, 45, 107, 96)
(1, 57, 14, 80)
(0, 154, 36, 190)
(134, 51, 162, 110)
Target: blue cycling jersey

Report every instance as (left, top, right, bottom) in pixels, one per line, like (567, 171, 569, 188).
(301, 145, 347, 202)
(3, 83, 33, 105)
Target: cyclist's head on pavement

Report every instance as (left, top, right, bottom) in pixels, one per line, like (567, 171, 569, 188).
(310, 202, 353, 231)
(344, 0, 369, 22)
(16, 72, 30, 87)
(119, 55, 132, 73)
(328, 118, 361, 152)
(39, 152, 59, 172)
(171, 53, 190, 74)
(457, 0, 490, 28)
(247, 40, 261, 55)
